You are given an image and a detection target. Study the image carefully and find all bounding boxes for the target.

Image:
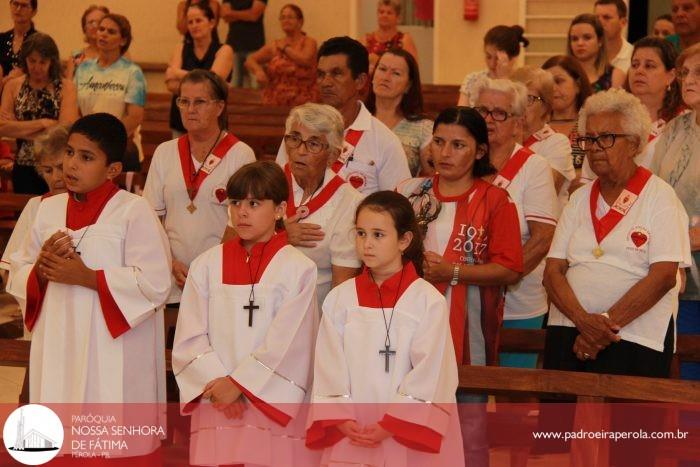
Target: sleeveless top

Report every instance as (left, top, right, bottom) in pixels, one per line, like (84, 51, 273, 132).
(591, 65, 613, 93)
(365, 31, 405, 56)
(169, 39, 229, 132)
(261, 36, 317, 106)
(14, 78, 62, 166)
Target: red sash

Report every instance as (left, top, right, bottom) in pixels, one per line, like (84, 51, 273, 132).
(589, 166, 652, 249)
(648, 119, 666, 143)
(331, 129, 364, 173)
(492, 146, 534, 189)
(177, 133, 239, 202)
(523, 125, 556, 148)
(284, 165, 346, 219)
(430, 176, 491, 365)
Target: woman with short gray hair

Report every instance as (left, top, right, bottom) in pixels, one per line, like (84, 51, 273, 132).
(473, 76, 559, 369)
(283, 103, 363, 305)
(544, 87, 690, 379)
(512, 66, 576, 210)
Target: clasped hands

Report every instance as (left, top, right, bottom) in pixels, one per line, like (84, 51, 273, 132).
(573, 312, 621, 361)
(202, 376, 248, 420)
(35, 231, 94, 287)
(337, 420, 391, 448)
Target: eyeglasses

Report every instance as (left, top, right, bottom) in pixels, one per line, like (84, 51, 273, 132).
(284, 134, 329, 154)
(10, 0, 32, 10)
(175, 97, 220, 110)
(678, 67, 700, 82)
(527, 94, 544, 105)
(575, 133, 634, 151)
(475, 106, 513, 122)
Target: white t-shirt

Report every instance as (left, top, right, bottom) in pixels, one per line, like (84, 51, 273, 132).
(289, 168, 363, 304)
(547, 175, 691, 351)
(611, 40, 634, 73)
(275, 102, 410, 194)
(143, 135, 256, 303)
(500, 144, 559, 320)
(528, 125, 576, 212)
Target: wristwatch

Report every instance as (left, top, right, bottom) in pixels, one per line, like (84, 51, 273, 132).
(450, 264, 460, 286)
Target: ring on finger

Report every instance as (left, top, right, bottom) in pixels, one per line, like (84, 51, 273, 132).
(583, 352, 591, 359)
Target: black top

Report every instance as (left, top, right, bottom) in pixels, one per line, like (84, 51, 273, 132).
(0, 24, 37, 77)
(169, 39, 229, 132)
(222, 0, 267, 52)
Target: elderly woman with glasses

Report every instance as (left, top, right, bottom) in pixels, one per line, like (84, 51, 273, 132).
(512, 66, 576, 211)
(0, 0, 37, 91)
(473, 77, 559, 369)
(282, 102, 363, 305)
(544, 88, 690, 377)
(650, 42, 700, 381)
(143, 70, 256, 304)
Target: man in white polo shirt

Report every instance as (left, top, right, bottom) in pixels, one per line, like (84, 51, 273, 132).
(595, 0, 633, 72)
(276, 36, 409, 195)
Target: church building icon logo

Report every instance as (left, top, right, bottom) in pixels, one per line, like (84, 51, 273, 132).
(3, 404, 64, 465)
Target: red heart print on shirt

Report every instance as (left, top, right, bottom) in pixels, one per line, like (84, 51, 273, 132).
(348, 173, 365, 189)
(630, 230, 648, 247)
(215, 188, 227, 203)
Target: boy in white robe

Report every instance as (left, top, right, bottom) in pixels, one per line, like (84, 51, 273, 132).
(308, 191, 464, 467)
(173, 161, 319, 466)
(8, 113, 172, 461)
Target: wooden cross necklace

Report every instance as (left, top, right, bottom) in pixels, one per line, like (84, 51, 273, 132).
(244, 238, 270, 327)
(370, 266, 405, 373)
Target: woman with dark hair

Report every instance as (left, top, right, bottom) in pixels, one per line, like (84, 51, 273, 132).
(245, 3, 317, 106)
(361, 0, 418, 74)
(65, 5, 110, 78)
(308, 190, 463, 465)
(368, 48, 432, 176)
(166, 1, 233, 137)
(144, 69, 255, 305)
(542, 55, 593, 170)
(396, 106, 523, 464)
(567, 13, 625, 92)
(74, 13, 145, 167)
(581, 36, 684, 182)
(458, 25, 529, 106)
(0, 33, 78, 194)
(0, 0, 37, 91)
(176, 0, 220, 35)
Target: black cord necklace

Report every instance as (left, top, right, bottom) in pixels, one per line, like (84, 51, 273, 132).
(370, 265, 405, 373)
(243, 237, 272, 327)
(72, 184, 120, 255)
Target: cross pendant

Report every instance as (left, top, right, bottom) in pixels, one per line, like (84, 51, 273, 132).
(243, 300, 259, 327)
(187, 202, 197, 213)
(378, 344, 396, 373)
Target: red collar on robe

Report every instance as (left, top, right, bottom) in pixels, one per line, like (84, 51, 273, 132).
(222, 231, 289, 285)
(66, 180, 120, 230)
(355, 262, 420, 308)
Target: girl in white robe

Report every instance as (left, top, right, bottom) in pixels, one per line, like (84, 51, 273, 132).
(173, 161, 319, 466)
(308, 191, 464, 467)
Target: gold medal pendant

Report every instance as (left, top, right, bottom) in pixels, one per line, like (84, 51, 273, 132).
(592, 245, 604, 259)
(187, 203, 197, 213)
